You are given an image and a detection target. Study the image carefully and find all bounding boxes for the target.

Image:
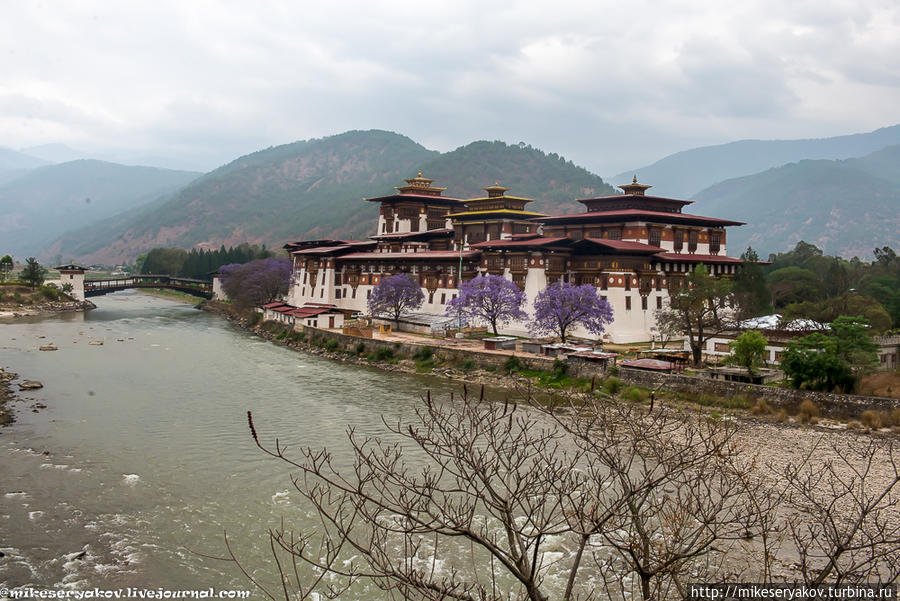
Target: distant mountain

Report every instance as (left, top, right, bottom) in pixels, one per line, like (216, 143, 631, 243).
(20, 143, 89, 164)
(0, 160, 201, 259)
(615, 124, 900, 198)
(692, 144, 900, 258)
(49, 131, 616, 265)
(0, 147, 50, 174)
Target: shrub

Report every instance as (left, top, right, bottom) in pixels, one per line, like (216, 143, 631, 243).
(370, 347, 395, 362)
(776, 409, 788, 423)
(355, 342, 366, 355)
(41, 287, 60, 301)
(607, 365, 619, 376)
(860, 410, 883, 430)
(797, 399, 820, 424)
(723, 394, 755, 410)
(695, 394, 718, 407)
(276, 330, 287, 340)
(324, 339, 339, 352)
(751, 398, 774, 415)
(624, 386, 647, 403)
(461, 358, 476, 372)
(412, 346, 433, 361)
(602, 376, 622, 395)
(248, 312, 263, 326)
(551, 359, 569, 378)
(503, 355, 523, 374)
(847, 420, 864, 430)
(892, 408, 900, 427)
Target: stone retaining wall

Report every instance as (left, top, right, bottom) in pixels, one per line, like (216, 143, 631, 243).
(619, 367, 900, 417)
(295, 324, 558, 372)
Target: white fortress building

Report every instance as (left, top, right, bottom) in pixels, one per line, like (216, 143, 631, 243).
(285, 173, 743, 343)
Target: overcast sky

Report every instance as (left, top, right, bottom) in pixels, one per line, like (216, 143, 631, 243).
(2, 0, 899, 175)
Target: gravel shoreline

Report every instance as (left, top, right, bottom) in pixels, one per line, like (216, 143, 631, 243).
(0, 299, 96, 318)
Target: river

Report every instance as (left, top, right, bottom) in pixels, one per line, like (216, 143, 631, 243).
(0, 291, 461, 595)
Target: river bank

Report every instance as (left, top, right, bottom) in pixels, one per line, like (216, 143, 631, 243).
(0, 299, 95, 318)
(199, 301, 900, 436)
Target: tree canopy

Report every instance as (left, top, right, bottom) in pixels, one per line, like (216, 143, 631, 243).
(19, 257, 47, 290)
(0, 255, 13, 282)
(445, 275, 527, 335)
(367, 273, 425, 324)
(219, 257, 291, 311)
(530, 281, 613, 343)
(656, 264, 734, 366)
(729, 330, 768, 375)
(780, 316, 879, 393)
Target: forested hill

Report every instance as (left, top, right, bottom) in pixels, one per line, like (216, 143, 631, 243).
(614, 124, 900, 198)
(692, 144, 900, 258)
(47, 131, 615, 265)
(0, 160, 201, 258)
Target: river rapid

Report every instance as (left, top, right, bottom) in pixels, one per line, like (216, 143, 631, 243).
(0, 291, 459, 594)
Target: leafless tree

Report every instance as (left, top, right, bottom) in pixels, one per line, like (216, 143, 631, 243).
(235, 387, 796, 601)
(780, 437, 900, 585)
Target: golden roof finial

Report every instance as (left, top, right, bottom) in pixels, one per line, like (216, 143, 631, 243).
(633, 175, 638, 184)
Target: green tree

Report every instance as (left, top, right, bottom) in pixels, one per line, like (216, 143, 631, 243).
(785, 293, 892, 335)
(20, 257, 47, 289)
(830, 315, 879, 381)
(729, 330, 768, 375)
(655, 264, 734, 366)
(732, 247, 770, 319)
(0, 254, 13, 282)
(768, 266, 825, 308)
(781, 334, 854, 392)
(781, 316, 878, 393)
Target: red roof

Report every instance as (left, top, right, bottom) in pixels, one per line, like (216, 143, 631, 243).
(577, 238, 664, 253)
(654, 253, 742, 263)
(292, 241, 376, 255)
(364, 193, 465, 204)
(369, 228, 453, 240)
(339, 250, 481, 260)
(262, 302, 291, 309)
(577, 193, 694, 207)
(537, 209, 744, 227)
(470, 237, 570, 249)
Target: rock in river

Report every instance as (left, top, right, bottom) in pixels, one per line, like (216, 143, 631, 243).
(19, 380, 43, 390)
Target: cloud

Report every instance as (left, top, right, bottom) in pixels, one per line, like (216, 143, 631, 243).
(0, 0, 898, 175)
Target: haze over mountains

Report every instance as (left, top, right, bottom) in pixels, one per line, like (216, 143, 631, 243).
(2, 125, 898, 266)
(614, 125, 900, 199)
(692, 144, 900, 259)
(0, 160, 200, 258)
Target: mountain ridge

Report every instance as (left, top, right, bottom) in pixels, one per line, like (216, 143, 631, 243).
(47, 131, 617, 265)
(614, 124, 900, 198)
(692, 144, 900, 258)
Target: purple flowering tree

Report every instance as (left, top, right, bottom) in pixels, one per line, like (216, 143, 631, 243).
(531, 281, 614, 343)
(367, 273, 425, 326)
(445, 274, 527, 335)
(220, 257, 292, 311)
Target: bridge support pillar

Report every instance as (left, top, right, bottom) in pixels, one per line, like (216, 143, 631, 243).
(55, 264, 86, 301)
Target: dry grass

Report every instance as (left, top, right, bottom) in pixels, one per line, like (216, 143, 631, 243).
(860, 410, 883, 430)
(797, 399, 820, 424)
(750, 398, 775, 415)
(858, 371, 900, 399)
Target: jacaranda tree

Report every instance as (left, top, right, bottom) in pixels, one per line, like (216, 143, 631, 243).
(220, 257, 292, 312)
(531, 280, 614, 342)
(367, 273, 425, 326)
(445, 274, 527, 335)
